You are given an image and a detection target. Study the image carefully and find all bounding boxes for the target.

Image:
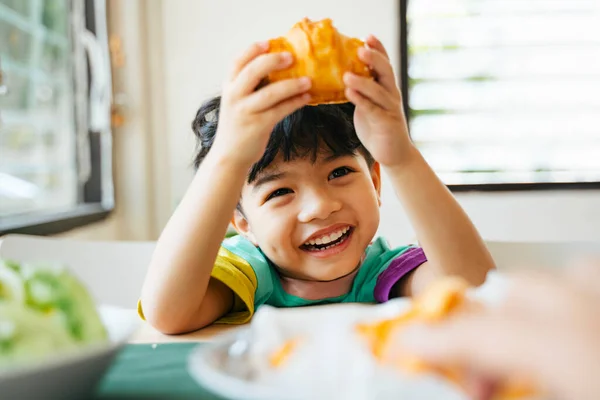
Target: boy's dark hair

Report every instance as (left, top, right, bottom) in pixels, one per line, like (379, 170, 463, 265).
(192, 96, 375, 183)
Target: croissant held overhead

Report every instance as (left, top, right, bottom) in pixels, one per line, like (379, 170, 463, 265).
(267, 18, 372, 105)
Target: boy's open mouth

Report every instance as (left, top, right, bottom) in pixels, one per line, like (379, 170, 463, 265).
(300, 227, 354, 252)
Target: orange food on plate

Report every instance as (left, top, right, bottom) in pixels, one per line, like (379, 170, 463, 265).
(269, 338, 300, 368)
(356, 277, 538, 400)
(267, 18, 371, 105)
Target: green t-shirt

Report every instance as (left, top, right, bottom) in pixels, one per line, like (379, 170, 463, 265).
(210, 235, 426, 324)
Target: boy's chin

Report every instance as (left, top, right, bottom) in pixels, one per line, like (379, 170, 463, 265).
(309, 264, 361, 283)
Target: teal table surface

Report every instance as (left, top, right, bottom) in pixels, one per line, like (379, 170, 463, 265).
(95, 343, 225, 400)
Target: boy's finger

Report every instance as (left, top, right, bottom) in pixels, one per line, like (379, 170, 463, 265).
(231, 52, 293, 98)
(344, 72, 395, 110)
(365, 34, 390, 59)
(244, 77, 311, 112)
(345, 87, 382, 114)
(229, 41, 270, 80)
(264, 92, 312, 125)
(358, 47, 397, 94)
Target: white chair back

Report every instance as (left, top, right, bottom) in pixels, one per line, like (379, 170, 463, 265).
(0, 234, 155, 308)
(2, 234, 600, 308)
(486, 240, 600, 270)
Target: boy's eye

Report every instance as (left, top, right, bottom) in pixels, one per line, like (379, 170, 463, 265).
(266, 188, 293, 201)
(328, 167, 354, 180)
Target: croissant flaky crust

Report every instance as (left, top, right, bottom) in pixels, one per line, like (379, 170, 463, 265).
(268, 18, 371, 105)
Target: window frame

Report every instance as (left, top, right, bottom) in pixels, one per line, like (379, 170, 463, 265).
(0, 0, 113, 236)
(399, 0, 600, 192)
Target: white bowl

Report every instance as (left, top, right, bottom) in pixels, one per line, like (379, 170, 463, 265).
(0, 306, 140, 399)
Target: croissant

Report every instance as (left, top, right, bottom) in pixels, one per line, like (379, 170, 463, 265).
(267, 18, 371, 105)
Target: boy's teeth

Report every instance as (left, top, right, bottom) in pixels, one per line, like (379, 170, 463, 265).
(304, 227, 350, 246)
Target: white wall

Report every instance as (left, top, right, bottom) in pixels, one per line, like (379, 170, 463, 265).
(160, 0, 401, 212)
(61, 0, 160, 240)
(64, 0, 600, 245)
(379, 187, 600, 245)
(156, 0, 600, 245)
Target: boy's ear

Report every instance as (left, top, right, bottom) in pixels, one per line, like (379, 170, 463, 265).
(231, 209, 258, 246)
(371, 161, 382, 205)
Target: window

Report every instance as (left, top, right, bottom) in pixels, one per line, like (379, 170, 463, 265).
(0, 0, 113, 235)
(400, 0, 600, 189)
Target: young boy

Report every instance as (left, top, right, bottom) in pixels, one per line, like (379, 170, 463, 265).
(139, 35, 495, 334)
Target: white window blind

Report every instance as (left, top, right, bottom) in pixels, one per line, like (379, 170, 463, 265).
(406, 0, 600, 186)
(0, 0, 114, 235)
(0, 0, 78, 215)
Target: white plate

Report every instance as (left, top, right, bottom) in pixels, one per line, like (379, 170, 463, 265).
(0, 306, 140, 400)
(188, 328, 286, 400)
(187, 273, 541, 400)
(187, 302, 469, 400)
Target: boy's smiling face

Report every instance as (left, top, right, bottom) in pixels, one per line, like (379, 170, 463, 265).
(233, 150, 381, 282)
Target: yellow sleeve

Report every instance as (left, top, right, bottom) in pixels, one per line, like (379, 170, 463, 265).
(137, 298, 146, 320)
(211, 246, 258, 324)
(136, 246, 258, 325)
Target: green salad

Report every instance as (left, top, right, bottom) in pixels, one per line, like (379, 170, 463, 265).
(0, 259, 108, 367)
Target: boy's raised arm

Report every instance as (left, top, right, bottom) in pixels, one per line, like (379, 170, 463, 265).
(385, 148, 495, 297)
(343, 34, 495, 297)
(140, 42, 312, 334)
(140, 154, 247, 334)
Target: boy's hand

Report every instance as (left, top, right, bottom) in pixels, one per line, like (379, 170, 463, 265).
(344, 35, 414, 168)
(213, 42, 312, 167)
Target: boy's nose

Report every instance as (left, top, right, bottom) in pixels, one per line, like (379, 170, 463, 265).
(297, 190, 342, 222)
